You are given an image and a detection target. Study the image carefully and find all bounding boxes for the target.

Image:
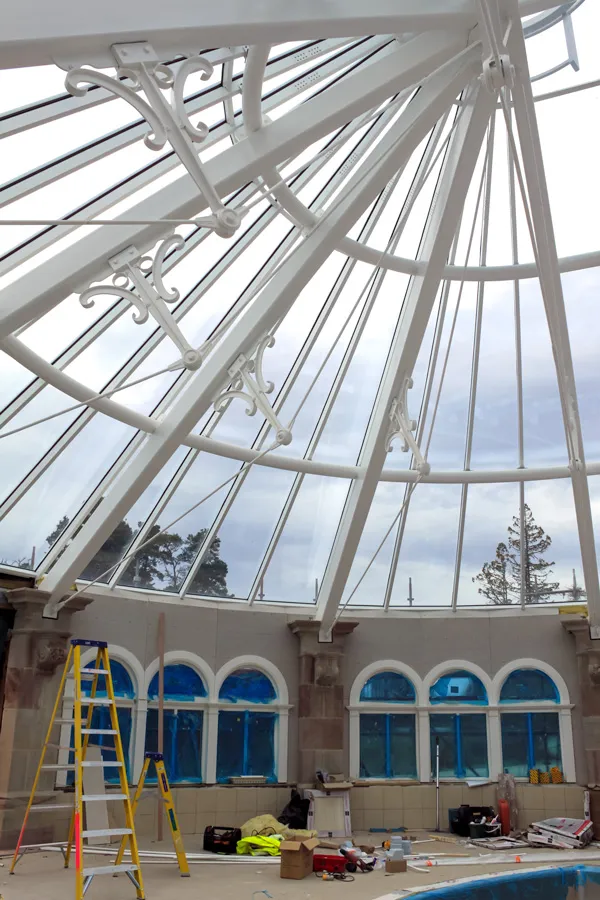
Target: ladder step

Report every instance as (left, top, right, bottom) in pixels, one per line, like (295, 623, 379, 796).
(81, 761, 123, 768)
(83, 794, 127, 802)
(82, 828, 132, 838)
(46, 743, 74, 751)
(69, 669, 109, 677)
(30, 804, 74, 811)
(82, 864, 137, 877)
(81, 697, 113, 706)
(54, 718, 75, 725)
(82, 728, 117, 735)
(42, 764, 75, 770)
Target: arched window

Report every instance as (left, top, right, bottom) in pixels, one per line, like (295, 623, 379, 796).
(429, 670, 489, 780)
(358, 671, 417, 779)
(145, 664, 206, 783)
(216, 668, 278, 783)
(66, 660, 136, 785)
(499, 669, 562, 777)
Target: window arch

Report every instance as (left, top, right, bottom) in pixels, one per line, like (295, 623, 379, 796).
(145, 663, 207, 783)
(499, 668, 562, 778)
(428, 668, 489, 781)
(215, 660, 285, 784)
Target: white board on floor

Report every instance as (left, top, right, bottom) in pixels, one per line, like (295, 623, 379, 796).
(83, 747, 109, 845)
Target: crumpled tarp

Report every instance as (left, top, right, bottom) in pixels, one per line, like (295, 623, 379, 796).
(236, 834, 282, 856)
(240, 813, 317, 843)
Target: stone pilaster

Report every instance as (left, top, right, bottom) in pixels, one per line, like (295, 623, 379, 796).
(288, 619, 358, 784)
(562, 617, 600, 785)
(0, 588, 93, 848)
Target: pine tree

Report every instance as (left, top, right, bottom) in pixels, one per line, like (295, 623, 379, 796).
(507, 504, 559, 603)
(46, 515, 70, 548)
(473, 541, 515, 605)
(474, 505, 559, 605)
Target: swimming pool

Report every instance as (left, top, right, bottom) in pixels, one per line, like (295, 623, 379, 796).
(398, 866, 600, 900)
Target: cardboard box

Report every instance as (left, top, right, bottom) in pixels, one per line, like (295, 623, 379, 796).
(385, 859, 407, 874)
(280, 837, 320, 880)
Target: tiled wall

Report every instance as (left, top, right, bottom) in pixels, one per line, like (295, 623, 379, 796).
(351, 783, 586, 833)
(0, 783, 588, 848)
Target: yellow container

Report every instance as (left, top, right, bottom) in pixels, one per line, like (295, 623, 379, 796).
(540, 771, 551, 784)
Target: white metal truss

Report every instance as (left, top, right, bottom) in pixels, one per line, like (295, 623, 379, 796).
(315, 78, 496, 641)
(0, 31, 470, 338)
(39, 47, 480, 615)
(503, 6, 600, 633)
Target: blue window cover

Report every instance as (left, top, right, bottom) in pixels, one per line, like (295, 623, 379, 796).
(148, 664, 207, 701)
(359, 713, 417, 779)
(68, 706, 132, 785)
(430, 713, 489, 778)
(501, 712, 562, 776)
(430, 671, 488, 705)
(219, 668, 276, 703)
(216, 710, 277, 782)
(360, 672, 416, 703)
(500, 669, 560, 704)
(83, 660, 135, 698)
(145, 708, 203, 783)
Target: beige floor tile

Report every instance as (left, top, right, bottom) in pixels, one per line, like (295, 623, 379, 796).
(383, 785, 404, 809)
(215, 789, 237, 814)
(174, 789, 196, 814)
(403, 787, 422, 810)
(177, 812, 196, 835)
(363, 786, 384, 810)
(520, 785, 545, 810)
(403, 809, 423, 830)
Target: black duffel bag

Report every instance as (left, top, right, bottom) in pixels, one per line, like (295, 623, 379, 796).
(203, 825, 242, 854)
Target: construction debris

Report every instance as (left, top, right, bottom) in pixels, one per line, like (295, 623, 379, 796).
(527, 817, 594, 849)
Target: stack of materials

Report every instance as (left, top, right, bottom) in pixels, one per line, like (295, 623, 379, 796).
(527, 817, 593, 849)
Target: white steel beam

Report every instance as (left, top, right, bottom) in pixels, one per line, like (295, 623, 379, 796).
(0, 31, 469, 339)
(0, 1, 553, 69)
(506, 14, 600, 630)
(315, 79, 495, 641)
(40, 52, 478, 614)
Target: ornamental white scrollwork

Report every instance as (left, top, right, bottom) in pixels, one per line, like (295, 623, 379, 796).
(385, 376, 430, 475)
(79, 236, 202, 370)
(214, 335, 293, 446)
(64, 42, 241, 238)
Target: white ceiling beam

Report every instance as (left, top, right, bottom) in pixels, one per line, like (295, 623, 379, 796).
(506, 13, 600, 632)
(315, 79, 495, 641)
(39, 51, 478, 616)
(0, 31, 469, 340)
(0, 0, 554, 69)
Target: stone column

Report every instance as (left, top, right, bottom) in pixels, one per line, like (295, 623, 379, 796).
(288, 619, 358, 784)
(562, 617, 600, 785)
(0, 588, 93, 848)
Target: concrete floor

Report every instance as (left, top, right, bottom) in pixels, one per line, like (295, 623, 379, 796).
(1, 831, 598, 900)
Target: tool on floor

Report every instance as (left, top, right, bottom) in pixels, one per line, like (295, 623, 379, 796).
(339, 846, 375, 873)
(9, 639, 144, 900)
(116, 752, 190, 876)
(435, 736, 440, 832)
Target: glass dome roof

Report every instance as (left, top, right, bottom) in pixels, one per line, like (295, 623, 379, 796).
(0, 1, 599, 637)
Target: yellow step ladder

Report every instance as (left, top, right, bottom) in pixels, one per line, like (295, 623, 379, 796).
(9, 639, 144, 900)
(116, 752, 190, 877)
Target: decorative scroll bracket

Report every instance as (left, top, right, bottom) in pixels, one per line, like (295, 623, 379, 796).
(213, 335, 292, 446)
(385, 376, 430, 475)
(64, 42, 243, 238)
(79, 236, 202, 370)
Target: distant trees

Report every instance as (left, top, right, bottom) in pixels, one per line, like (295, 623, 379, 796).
(45, 517, 230, 597)
(474, 504, 560, 605)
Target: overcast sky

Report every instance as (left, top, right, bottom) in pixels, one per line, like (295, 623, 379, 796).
(0, 7, 599, 606)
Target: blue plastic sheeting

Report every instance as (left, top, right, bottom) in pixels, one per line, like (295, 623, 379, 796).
(219, 668, 277, 703)
(430, 713, 489, 779)
(430, 671, 488, 705)
(145, 708, 203, 783)
(148, 664, 207, 701)
(500, 669, 560, 703)
(67, 707, 132, 785)
(360, 671, 416, 703)
(404, 865, 600, 900)
(216, 710, 277, 782)
(359, 713, 417, 779)
(83, 660, 135, 698)
(501, 711, 562, 776)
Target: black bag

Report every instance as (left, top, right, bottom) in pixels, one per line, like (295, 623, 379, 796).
(277, 789, 310, 830)
(203, 825, 242, 854)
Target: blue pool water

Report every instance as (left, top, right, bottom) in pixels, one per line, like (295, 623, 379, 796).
(410, 866, 600, 900)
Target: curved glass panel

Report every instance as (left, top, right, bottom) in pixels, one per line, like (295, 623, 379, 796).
(219, 668, 277, 703)
(148, 664, 207, 701)
(360, 671, 416, 703)
(500, 669, 560, 703)
(429, 671, 488, 705)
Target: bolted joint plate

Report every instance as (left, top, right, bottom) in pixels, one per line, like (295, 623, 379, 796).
(111, 42, 160, 68)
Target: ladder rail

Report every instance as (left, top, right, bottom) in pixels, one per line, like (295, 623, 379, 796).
(9, 644, 75, 873)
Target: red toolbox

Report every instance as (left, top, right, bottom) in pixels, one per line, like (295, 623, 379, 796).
(313, 854, 347, 874)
